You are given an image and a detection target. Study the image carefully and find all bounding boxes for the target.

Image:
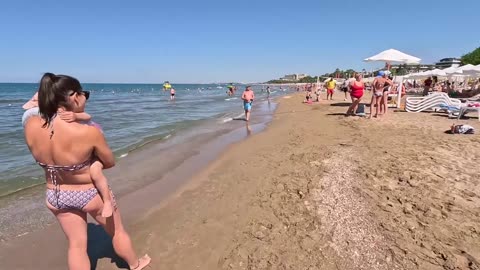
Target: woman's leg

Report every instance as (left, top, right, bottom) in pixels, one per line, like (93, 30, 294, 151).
(85, 196, 151, 270)
(346, 96, 357, 115)
(352, 97, 362, 114)
(369, 95, 376, 118)
(49, 206, 89, 270)
(375, 97, 381, 117)
(382, 94, 389, 115)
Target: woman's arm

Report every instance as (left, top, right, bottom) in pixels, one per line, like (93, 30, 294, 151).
(91, 128, 115, 169)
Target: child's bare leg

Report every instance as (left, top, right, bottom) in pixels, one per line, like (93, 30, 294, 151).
(90, 160, 114, 217)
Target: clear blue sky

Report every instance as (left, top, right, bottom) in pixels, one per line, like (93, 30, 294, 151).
(1, 0, 478, 83)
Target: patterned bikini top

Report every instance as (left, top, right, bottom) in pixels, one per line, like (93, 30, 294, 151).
(37, 157, 92, 187)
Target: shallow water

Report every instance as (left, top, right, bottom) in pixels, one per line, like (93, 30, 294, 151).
(0, 82, 289, 197)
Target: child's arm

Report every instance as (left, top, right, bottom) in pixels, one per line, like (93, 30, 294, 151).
(58, 111, 91, 122)
(75, 112, 92, 121)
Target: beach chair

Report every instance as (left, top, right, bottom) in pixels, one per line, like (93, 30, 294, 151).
(405, 92, 461, 113)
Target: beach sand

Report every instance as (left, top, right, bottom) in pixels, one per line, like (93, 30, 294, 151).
(98, 93, 480, 269)
(2, 93, 480, 269)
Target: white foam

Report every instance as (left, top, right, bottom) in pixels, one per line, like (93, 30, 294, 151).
(119, 153, 128, 158)
(225, 97, 238, 101)
(164, 134, 172, 139)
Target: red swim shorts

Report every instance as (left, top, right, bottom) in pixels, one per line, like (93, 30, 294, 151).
(327, 89, 334, 95)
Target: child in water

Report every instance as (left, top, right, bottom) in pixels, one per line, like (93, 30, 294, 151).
(170, 88, 176, 100)
(22, 91, 115, 217)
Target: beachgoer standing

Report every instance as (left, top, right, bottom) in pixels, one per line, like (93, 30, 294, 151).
(22, 91, 115, 218)
(346, 74, 365, 116)
(227, 83, 235, 96)
(369, 71, 391, 118)
(163, 81, 171, 92)
(170, 87, 176, 100)
(341, 79, 350, 101)
(241, 86, 255, 121)
(23, 73, 151, 270)
(266, 86, 272, 98)
(325, 78, 336, 100)
(423, 77, 433, 96)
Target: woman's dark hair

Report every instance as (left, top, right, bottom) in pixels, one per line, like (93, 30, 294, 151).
(38, 73, 82, 127)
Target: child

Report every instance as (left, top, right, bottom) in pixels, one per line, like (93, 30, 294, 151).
(22, 91, 115, 217)
(241, 86, 254, 121)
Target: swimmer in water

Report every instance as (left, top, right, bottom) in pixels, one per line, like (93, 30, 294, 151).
(170, 87, 176, 100)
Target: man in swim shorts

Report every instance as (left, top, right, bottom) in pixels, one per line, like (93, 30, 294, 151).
(325, 78, 336, 100)
(241, 86, 254, 121)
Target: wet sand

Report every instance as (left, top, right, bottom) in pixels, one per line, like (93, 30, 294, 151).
(2, 93, 480, 269)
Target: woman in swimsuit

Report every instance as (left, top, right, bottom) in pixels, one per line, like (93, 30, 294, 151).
(346, 74, 364, 116)
(23, 73, 151, 270)
(369, 71, 390, 118)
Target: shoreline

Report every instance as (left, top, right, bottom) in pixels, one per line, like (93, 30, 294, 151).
(0, 97, 279, 241)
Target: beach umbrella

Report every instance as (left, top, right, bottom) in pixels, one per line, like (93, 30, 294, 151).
(429, 69, 447, 77)
(364, 49, 421, 108)
(364, 48, 421, 64)
(442, 66, 463, 75)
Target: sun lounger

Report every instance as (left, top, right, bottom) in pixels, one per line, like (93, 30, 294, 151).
(406, 92, 461, 113)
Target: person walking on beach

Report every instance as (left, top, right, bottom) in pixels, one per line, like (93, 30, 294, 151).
(341, 79, 350, 101)
(23, 73, 151, 270)
(346, 74, 365, 116)
(266, 86, 272, 98)
(241, 86, 255, 121)
(325, 78, 336, 100)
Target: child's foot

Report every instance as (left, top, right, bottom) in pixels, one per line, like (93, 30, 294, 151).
(130, 254, 152, 270)
(101, 200, 114, 218)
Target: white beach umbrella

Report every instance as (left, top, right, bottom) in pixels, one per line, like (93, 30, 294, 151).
(406, 70, 430, 79)
(442, 66, 463, 74)
(364, 48, 421, 64)
(457, 64, 476, 72)
(429, 69, 447, 77)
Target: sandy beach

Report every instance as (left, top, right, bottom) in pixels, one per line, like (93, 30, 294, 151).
(2, 92, 480, 269)
(113, 93, 480, 269)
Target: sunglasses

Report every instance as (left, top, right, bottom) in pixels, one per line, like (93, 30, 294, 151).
(69, 90, 90, 100)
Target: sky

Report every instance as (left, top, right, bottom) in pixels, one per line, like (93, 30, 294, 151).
(0, 0, 478, 83)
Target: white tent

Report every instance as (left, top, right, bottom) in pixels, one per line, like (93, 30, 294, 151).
(364, 48, 421, 64)
(442, 66, 463, 75)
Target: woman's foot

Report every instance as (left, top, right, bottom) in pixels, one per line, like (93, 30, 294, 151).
(130, 254, 151, 270)
(101, 200, 114, 218)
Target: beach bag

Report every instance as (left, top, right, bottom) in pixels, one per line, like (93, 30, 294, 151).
(450, 124, 475, 134)
(355, 104, 366, 116)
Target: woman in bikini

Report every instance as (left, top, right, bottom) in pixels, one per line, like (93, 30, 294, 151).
(346, 74, 364, 116)
(369, 71, 391, 118)
(23, 73, 151, 270)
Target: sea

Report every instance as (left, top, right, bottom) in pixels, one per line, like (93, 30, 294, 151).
(0, 82, 290, 202)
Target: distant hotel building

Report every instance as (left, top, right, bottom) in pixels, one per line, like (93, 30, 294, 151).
(435, 58, 461, 68)
(280, 73, 308, 81)
(387, 57, 462, 75)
